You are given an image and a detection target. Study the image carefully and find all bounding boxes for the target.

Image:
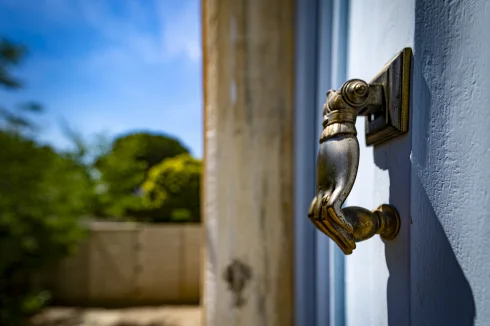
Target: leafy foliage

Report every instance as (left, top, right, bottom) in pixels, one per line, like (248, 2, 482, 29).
(0, 132, 91, 325)
(94, 132, 190, 218)
(0, 37, 89, 325)
(142, 154, 202, 223)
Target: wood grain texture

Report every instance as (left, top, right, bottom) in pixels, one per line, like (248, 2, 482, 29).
(202, 0, 295, 325)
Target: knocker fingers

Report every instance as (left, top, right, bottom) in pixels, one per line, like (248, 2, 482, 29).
(319, 204, 356, 254)
(312, 217, 350, 254)
(308, 195, 356, 255)
(322, 194, 354, 233)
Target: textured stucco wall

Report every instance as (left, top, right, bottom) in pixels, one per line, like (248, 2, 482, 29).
(410, 1, 490, 325)
(346, 0, 490, 325)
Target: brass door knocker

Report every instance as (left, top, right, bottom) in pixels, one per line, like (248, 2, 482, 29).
(308, 48, 411, 255)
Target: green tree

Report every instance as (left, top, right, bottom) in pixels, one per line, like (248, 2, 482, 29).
(141, 154, 202, 223)
(94, 131, 190, 219)
(0, 37, 89, 325)
(0, 132, 90, 324)
(0, 133, 93, 326)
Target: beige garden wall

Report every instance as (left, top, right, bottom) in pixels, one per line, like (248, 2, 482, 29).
(48, 222, 201, 306)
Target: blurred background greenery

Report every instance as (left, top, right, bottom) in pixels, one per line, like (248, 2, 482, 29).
(0, 37, 202, 325)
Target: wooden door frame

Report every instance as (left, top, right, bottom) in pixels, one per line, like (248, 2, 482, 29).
(202, 0, 295, 325)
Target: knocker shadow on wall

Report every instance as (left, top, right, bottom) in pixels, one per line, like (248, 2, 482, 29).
(373, 56, 475, 326)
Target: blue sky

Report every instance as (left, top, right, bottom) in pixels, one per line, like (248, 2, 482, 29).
(0, 0, 203, 157)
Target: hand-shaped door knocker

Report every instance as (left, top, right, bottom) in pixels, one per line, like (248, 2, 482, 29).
(307, 78, 402, 255)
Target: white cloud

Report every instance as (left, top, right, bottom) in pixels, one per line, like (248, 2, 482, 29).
(77, 0, 201, 66)
(160, 1, 202, 62)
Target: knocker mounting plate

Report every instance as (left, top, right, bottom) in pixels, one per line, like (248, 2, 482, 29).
(364, 47, 412, 146)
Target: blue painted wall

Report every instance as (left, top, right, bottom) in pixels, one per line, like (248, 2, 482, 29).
(295, 0, 490, 325)
(411, 1, 490, 325)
